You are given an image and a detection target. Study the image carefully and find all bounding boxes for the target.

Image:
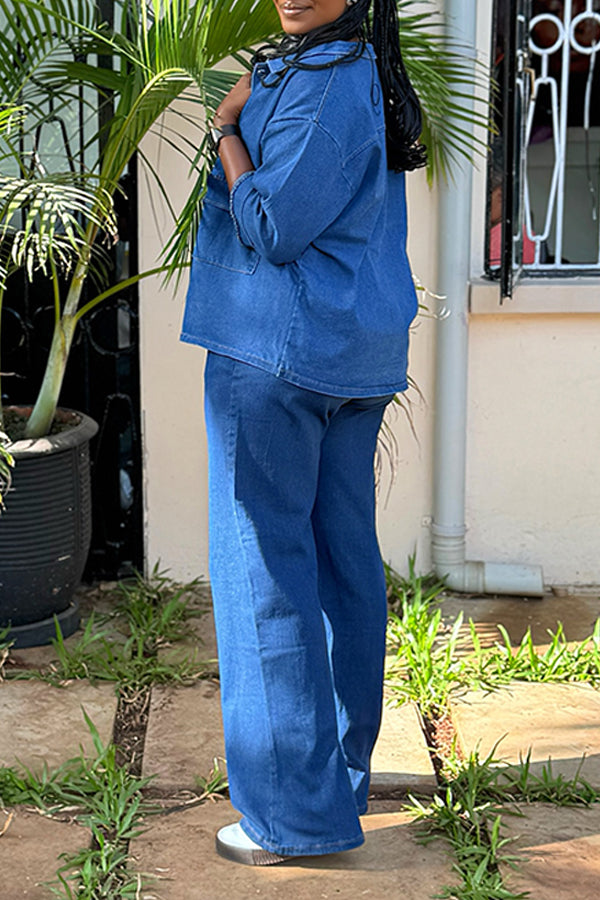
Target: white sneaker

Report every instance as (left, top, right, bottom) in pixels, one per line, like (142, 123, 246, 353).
(215, 822, 292, 866)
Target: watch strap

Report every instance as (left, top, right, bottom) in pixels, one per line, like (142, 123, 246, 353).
(210, 122, 241, 152)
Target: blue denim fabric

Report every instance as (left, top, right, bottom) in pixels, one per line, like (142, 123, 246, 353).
(204, 352, 393, 856)
(181, 41, 418, 398)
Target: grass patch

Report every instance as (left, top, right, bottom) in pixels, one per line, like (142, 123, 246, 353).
(0, 566, 219, 897)
(7, 565, 211, 698)
(408, 743, 600, 900)
(386, 558, 463, 717)
(385, 558, 600, 717)
(0, 710, 228, 899)
(464, 619, 600, 689)
(0, 711, 153, 899)
(386, 558, 600, 898)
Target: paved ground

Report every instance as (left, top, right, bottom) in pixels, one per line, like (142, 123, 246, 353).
(131, 800, 456, 900)
(2, 587, 600, 898)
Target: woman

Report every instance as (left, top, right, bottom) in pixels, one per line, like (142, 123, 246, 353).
(181, 0, 425, 866)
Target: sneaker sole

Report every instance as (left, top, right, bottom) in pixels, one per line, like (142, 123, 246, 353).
(215, 833, 292, 866)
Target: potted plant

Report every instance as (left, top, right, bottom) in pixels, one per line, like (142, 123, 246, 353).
(0, 104, 119, 646)
(0, 0, 280, 646)
(0, 0, 489, 646)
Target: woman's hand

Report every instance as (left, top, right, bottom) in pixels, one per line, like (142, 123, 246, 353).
(214, 73, 252, 126)
(213, 73, 254, 191)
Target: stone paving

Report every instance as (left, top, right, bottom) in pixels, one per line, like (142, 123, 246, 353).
(2, 589, 600, 898)
(0, 681, 118, 773)
(131, 799, 455, 900)
(0, 809, 87, 900)
(452, 681, 600, 785)
(502, 804, 600, 900)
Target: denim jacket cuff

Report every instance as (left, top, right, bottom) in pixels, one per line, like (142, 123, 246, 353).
(229, 170, 255, 248)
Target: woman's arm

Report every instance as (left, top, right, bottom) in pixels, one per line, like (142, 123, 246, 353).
(216, 66, 371, 265)
(213, 74, 255, 190)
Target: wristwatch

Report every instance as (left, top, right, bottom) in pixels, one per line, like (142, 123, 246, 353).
(208, 122, 241, 153)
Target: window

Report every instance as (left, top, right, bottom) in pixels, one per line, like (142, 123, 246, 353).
(487, 0, 600, 296)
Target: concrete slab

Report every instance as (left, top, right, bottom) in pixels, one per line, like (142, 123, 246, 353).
(131, 799, 456, 900)
(370, 696, 437, 796)
(143, 682, 436, 797)
(441, 592, 600, 648)
(157, 611, 219, 672)
(501, 803, 600, 900)
(142, 682, 225, 792)
(452, 682, 600, 785)
(0, 808, 87, 899)
(0, 680, 118, 773)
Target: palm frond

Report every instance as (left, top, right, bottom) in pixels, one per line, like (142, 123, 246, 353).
(0, 174, 117, 288)
(398, 2, 493, 185)
(0, 434, 14, 513)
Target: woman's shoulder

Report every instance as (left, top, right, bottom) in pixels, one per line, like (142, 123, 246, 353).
(272, 43, 381, 127)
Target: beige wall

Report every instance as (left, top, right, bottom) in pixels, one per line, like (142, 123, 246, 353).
(138, 15, 600, 587)
(376, 172, 438, 575)
(465, 313, 600, 585)
(139, 106, 210, 582)
(460, 0, 600, 586)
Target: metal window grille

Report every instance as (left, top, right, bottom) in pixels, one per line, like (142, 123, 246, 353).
(488, 0, 600, 293)
(526, 0, 600, 270)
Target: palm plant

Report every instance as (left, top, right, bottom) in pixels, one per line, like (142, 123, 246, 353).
(0, 0, 488, 441)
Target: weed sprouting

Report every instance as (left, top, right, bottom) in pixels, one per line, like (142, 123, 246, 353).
(1, 710, 228, 899)
(114, 563, 205, 654)
(6, 567, 211, 697)
(407, 742, 599, 900)
(385, 561, 600, 714)
(386, 560, 600, 898)
(0, 625, 12, 680)
(194, 759, 229, 799)
(464, 619, 600, 689)
(0, 568, 216, 897)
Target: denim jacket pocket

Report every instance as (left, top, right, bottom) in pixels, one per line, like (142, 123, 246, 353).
(194, 178, 259, 275)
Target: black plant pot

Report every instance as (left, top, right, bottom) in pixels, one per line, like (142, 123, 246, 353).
(0, 407, 98, 648)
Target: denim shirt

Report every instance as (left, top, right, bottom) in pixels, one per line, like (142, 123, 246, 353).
(181, 41, 418, 397)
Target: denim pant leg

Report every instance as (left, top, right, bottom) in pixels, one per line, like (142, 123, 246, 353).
(204, 353, 389, 856)
(311, 395, 393, 815)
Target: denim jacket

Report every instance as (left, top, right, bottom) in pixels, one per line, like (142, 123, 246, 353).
(181, 41, 418, 397)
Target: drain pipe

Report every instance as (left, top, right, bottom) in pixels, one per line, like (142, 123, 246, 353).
(431, 0, 544, 597)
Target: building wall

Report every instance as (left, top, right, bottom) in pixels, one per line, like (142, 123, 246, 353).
(466, 313, 600, 585)
(139, 108, 210, 582)
(462, 0, 600, 586)
(138, 5, 600, 587)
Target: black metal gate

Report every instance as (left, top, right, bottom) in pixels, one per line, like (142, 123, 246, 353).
(1, 2, 143, 579)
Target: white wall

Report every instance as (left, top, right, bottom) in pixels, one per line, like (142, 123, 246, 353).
(377, 171, 438, 575)
(466, 313, 600, 585)
(138, 105, 210, 582)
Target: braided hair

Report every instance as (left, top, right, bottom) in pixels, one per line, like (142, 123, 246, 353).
(253, 0, 426, 172)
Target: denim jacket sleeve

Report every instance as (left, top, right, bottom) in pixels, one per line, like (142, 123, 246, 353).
(229, 115, 354, 266)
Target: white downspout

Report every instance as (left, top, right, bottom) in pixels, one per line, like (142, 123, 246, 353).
(431, 0, 544, 597)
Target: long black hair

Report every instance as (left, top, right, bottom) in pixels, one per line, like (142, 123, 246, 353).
(253, 0, 427, 173)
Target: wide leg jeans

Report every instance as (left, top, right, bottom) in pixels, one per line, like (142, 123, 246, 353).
(204, 352, 393, 857)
